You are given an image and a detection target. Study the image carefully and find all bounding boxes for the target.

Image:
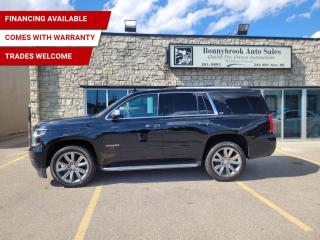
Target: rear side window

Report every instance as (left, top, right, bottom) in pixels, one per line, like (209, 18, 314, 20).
(159, 93, 198, 116)
(197, 93, 214, 114)
(209, 91, 268, 115)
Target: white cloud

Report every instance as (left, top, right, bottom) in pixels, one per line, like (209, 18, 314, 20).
(141, 1, 222, 34)
(286, 14, 297, 22)
(206, 0, 303, 34)
(104, 0, 156, 32)
(105, 0, 222, 34)
(0, 0, 74, 10)
(206, 15, 238, 34)
(299, 12, 311, 18)
(311, 31, 320, 38)
(286, 12, 311, 22)
(312, 0, 320, 9)
(104, 0, 308, 34)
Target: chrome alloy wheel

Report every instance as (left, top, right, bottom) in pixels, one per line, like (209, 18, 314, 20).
(211, 147, 242, 177)
(55, 151, 89, 184)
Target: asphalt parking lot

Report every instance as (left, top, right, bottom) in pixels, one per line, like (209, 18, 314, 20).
(0, 134, 319, 240)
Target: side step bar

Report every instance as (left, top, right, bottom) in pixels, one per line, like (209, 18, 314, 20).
(101, 161, 201, 172)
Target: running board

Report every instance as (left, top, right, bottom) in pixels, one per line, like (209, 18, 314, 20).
(101, 161, 201, 172)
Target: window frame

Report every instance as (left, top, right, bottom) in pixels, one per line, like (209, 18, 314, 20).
(105, 91, 218, 120)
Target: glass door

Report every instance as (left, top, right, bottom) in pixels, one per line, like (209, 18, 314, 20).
(283, 90, 302, 139)
(307, 89, 320, 138)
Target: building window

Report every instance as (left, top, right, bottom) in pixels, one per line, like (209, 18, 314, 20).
(307, 90, 320, 138)
(86, 89, 107, 115)
(108, 89, 127, 106)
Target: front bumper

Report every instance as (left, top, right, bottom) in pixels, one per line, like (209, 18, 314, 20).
(29, 145, 47, 178)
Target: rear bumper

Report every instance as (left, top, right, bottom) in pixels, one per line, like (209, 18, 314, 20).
(248, 133, 276, 159)
(29, 145, 47, 178)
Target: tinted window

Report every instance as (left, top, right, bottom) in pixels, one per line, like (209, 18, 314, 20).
(247, 95, 269, 113)
(116, 94, 158, 118)
(159, 93, 197, 116)
(209, 93, 231, 115)
(203, 93, 214, 113)
(197, 93, 207, 114)
(197, 93, 214, 114)
(209, 91, 268, 114)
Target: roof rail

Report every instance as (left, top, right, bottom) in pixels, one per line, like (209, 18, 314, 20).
(175, 86, 242, 89)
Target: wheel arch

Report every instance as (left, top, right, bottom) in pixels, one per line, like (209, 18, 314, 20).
(45, 138, 98, 168)
(202, 133, 248, 163)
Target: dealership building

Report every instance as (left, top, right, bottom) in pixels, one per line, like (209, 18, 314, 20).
(29, 32, 320, 140)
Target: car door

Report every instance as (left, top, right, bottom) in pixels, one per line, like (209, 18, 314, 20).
(159, 92, 215, 162)
(101, 93, 164, 165)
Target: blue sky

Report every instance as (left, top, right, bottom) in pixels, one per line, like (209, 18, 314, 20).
(1, 0, 319, 37)
(76, 0, 320, 38)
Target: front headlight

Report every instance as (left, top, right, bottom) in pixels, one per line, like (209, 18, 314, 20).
(33, 128, 47, 138)
(32, 128, 47, 146)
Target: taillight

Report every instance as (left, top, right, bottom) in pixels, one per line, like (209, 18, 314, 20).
(268, 113, 274, 134)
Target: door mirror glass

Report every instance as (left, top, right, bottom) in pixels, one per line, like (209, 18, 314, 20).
(111, 109, 121, 120)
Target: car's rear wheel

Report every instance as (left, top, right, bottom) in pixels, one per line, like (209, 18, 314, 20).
(50, 146, 96, 187)
(204, 141, 246, 181)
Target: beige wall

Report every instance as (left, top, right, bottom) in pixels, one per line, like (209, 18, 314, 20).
(0, 66, 30, 137)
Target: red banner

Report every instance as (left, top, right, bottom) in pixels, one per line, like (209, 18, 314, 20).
(0, 47, 93, 65)
(0, 11, 111, 29)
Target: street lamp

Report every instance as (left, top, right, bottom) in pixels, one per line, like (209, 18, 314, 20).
(124, 20, 137, 33)
(237, 24, 249, 35)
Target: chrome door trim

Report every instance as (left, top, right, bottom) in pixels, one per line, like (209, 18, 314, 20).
(105, 91, 219, 120)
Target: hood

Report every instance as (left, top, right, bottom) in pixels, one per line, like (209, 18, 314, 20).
(35, 115, 96, 129)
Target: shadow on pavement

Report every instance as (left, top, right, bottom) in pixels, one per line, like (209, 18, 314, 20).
(239, 155, 319, 181)
(50, 155, 319, 187)
(50, 168, 211, 188)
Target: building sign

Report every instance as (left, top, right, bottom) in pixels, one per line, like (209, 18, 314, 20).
(169, 44, 291, 69)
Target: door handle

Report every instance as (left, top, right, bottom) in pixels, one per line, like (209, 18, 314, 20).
(145, 124, 160, 129)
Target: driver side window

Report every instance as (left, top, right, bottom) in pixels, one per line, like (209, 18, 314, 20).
(116, 94, 158, 118)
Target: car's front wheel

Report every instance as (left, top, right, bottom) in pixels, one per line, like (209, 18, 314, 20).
(204, 141, 246, 181)
(50, 146, 97, 187)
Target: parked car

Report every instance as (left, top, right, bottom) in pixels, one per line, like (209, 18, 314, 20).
(29, 87, 276, 187)
(273, 110, 320, 137)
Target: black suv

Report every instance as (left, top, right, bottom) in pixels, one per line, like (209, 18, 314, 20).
(29, 87, 276, 187)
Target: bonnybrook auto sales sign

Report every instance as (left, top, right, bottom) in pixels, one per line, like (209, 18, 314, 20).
(169, 44, 292, 69)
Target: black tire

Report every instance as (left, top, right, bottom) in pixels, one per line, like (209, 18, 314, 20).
(50, 146, 97, 187)
(204, 141, 246, 181)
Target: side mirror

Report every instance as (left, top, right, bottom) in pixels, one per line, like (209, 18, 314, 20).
(111, 109, 121, 120)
